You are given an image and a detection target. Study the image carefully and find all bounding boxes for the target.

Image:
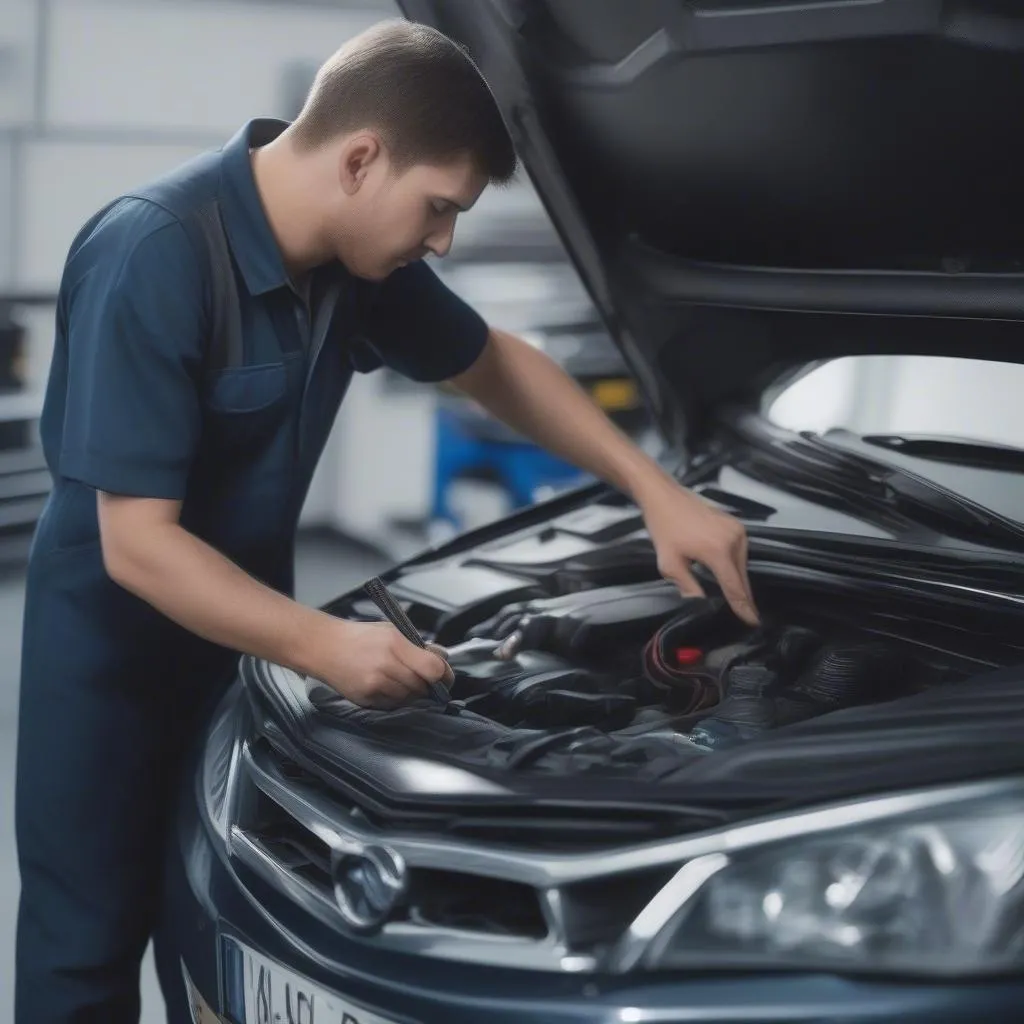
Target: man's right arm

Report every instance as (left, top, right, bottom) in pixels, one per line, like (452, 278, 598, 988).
(59, 208, 446, 707)
(97, 493, 448, 707)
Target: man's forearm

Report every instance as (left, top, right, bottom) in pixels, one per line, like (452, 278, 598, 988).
(102, 517, 334, 676)
(453, 328, 672, 503)
(453, 329, 760, 625)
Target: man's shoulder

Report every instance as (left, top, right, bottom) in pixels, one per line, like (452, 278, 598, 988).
(122, 145, 224, 222)
(62, 198, 196, 298)
(65, 146, 224, 276)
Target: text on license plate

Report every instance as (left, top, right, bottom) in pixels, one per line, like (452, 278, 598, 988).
(223, 937, 404, 1024)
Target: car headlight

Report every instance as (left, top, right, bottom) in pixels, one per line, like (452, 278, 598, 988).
(637, 791, 1024, 977)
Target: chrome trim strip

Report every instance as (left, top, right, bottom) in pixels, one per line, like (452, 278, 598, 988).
(362, 922, 569, 970)
(200, 696, 244, 843)
(605, 853, 730, 973)
(230, 826, 343, 929)
(539, 887, 566, 942)
(229, 826, 574, 971)
(877, 572, 1024, 606)
(242, 740, 1024, 886)
(748, 558, 1024, 609)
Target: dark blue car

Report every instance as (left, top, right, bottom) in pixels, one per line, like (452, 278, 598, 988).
(161, 2, 1024, 1021)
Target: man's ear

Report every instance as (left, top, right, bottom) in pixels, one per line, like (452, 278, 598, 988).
(338, 132, 383, 196)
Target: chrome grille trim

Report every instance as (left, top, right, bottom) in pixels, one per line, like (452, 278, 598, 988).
(242, 740, 630, 888)
(230, 826, 339, 927)
(604, 853, 731, 973)
(229, 826, 576, 971)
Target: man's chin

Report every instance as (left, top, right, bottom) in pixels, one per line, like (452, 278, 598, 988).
(346, 255, 414, 281)
(350, 264, 393, 282)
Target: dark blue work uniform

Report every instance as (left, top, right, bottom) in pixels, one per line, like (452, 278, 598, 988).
(14, 118, 488, 1024)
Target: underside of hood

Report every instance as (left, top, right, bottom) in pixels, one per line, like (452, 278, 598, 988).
(398, 0, 1024, 449)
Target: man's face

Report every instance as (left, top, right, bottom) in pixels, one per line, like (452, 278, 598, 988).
(332, 137, 488, 280)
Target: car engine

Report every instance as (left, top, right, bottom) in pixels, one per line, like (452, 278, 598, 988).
(301, 498, 1020, 788)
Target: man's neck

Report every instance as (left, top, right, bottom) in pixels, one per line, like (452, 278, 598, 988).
(250, 133, 338, 276)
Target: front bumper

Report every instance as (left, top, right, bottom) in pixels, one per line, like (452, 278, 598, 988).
(162, 779, 1024, 1024)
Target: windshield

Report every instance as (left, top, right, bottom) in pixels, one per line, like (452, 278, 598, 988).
(768, 356, 1024, 450)
(766, 356, 1024, 526)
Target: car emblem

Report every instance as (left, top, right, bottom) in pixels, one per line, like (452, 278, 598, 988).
(331, 844, 408, 934)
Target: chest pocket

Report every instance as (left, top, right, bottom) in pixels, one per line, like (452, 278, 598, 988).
(202, 359, 294, 458)
(183, 201, 298, 461)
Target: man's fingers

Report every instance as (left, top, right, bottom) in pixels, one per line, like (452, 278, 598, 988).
(426, 642, 455, 686)
(736, 535, 758, 624)
(707, 552, 760, 626)
(361, 677, 409, 710)
(384, 661, 429, 697)
(667, 561, 706, 600)
(395, 641, 451, 687)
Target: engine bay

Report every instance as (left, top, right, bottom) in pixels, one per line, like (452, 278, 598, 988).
(303, 494, 1024, 791)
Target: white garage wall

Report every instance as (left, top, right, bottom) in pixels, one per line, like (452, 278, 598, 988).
(770, 353, 1024, 451)
(852, 356, 1024, 448)
(0, 0, 36, 289)
(18, 0, 390, 298)
(767, 357, 859, 436)
(0, 0, 37, 129)
(325, 374, 439, 543)
(0, 137, 14, 284)
(44, 0, 385, 136)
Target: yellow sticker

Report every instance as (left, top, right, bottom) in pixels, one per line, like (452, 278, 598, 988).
(591, 378, 639, 411)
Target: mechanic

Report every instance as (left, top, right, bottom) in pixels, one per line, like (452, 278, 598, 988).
(14, 18, 758, 1024)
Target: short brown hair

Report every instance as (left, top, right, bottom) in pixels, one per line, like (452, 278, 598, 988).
(291, 19, 517, 184)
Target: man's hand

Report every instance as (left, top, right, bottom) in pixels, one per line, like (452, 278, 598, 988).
(636, 476, 759, 626)
(307, 619, 454, 709)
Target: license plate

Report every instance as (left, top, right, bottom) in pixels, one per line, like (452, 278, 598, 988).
(223, 937, 403, 1024)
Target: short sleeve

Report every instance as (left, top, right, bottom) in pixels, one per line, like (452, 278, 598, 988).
(57, 210, 205, 499)
(357, 260, 489, 383)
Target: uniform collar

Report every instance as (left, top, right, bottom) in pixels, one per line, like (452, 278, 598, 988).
(218, 118, 293, 296)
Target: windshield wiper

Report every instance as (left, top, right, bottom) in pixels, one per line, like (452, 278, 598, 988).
(862, 434, 1024, 473)
(727, 413, 1024, 552)
(798, 433, 1024, 551)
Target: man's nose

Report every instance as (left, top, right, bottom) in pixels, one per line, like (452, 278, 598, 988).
(426, 222, 455, 259)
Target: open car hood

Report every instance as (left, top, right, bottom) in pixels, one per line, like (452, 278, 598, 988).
(398, 0, 1024, 451)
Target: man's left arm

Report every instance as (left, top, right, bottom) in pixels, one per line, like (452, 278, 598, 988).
(452, 327, 760, 626)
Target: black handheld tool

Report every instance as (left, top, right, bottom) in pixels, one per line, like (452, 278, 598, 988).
(363, 577, 452, 706)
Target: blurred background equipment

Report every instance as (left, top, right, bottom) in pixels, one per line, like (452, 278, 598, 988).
(0, 294, 52, 566)
(429, 313, 649, 535)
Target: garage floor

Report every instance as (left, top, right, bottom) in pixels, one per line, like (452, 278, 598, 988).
(0, 531, 386, 1024)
